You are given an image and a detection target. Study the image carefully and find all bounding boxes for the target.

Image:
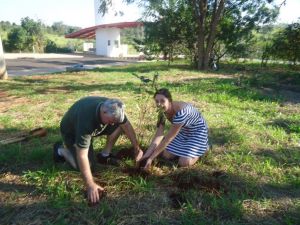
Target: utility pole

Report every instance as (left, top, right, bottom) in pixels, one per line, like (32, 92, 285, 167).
(0, 36, 8, 80)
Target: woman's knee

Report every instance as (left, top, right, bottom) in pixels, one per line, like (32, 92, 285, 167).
(178, 156, 199, 167)
(162, 150, 176, 160)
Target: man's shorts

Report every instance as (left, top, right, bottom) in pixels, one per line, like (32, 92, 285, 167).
(61, 123, 120, 171)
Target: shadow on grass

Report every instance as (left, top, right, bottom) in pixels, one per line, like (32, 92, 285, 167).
(209, 126, 245, 147)
(0, 181, 35, 193)
(91, 62, 191, 74)
(2, 62, 299, 105)
(2, 76, 148, 96)
(254, 147, 300, 170)
(0, 126, 61, 173)
(2, 75, 285, 105)
(265, 118, 300, 134)
(0, 198, 118, 225)
(153, 168, 300, 223)
(244, 206, 300, 225)
(167, 77, 285, 104)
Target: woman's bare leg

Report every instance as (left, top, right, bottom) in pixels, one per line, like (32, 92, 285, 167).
(178, 156, 199, 167)
(162, 150, 176, 160)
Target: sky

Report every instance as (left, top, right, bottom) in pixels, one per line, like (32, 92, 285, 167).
(0, 0, 299, 28)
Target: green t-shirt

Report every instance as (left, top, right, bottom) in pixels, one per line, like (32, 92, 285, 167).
(60, 96, 127, 149)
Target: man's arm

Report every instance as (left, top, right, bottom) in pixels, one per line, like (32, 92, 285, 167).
(76, 147, 104, 203)
(120, 120, 143, 160)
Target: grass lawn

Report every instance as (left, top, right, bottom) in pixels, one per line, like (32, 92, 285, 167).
(0, 61, 299, 225)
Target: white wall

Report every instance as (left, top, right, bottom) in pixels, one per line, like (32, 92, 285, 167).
(95, 28, 121, 57)
(83, 43, 94, 52)
(93, 0, 137, 57)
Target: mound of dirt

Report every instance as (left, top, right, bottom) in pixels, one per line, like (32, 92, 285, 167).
(169, 192, 188, 209)
(170, 170, 228, 195)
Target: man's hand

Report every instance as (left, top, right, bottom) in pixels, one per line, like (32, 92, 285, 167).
(87, 183, 104, 205)
(135, 147, 143, 161)
(138, 148, 153, 162)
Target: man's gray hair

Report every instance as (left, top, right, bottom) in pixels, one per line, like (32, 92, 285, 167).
(102, 98, 125, 123)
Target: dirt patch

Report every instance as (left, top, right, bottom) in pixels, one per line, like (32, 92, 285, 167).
(121, 167, 150, 178)
(121, 155, 150, 178)
(165, 73, 233, 83)
(114, 147, 136, 159)
(169, 192, 188, 209)
(258, 87, 300, 104)
(137, 158, 148, 168)
(167, 170, 228, 209)
(170, 170, 228, 195)
(0, 91, 31, 113)
(37, 87, 71, 94)
(0, 172, 37, 205)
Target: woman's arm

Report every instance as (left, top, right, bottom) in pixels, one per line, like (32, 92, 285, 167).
(149, 123, 182, 160)
(141, 124, 164, 159)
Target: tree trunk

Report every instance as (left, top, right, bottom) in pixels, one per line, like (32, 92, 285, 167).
(193, 0, 207, 70)
(193, 0, 225, 70)
(0, 36, 8, 80)
(204, 0, 225, 69)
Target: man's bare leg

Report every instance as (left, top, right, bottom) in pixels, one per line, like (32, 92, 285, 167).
(58, 146, 77, 169)
(101, 127, 122, 155)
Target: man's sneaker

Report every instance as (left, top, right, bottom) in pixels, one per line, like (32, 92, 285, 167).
(53, 141, 65, 163)
(96, 153, 121, 166)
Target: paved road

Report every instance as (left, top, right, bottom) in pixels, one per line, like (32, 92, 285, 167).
(5, 53, 139, 76)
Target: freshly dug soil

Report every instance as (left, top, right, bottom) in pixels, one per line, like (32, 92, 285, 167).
(114, 147, 136, 159)
(121, 167, 150, 178)
(120, 157, 150, 177)
(169, 192, 188, 209)
(170, 170, 228, 195)
(137, 157, 148, 168)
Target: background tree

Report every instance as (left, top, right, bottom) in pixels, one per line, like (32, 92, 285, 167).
(51, 22, 81, 35)
(189, 0, 279, 69)
(51, 22, 68, 35)
(44, 39, 58, 53)
(271, 22, 300, 65)
(5, 27, 27, 52)
(97, 0, 280, 70)
(21, 17, 45, 52)
(143, 6, 182, 63)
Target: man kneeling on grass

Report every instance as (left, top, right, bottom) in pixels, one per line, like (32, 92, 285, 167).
(53, 96, 143, 204)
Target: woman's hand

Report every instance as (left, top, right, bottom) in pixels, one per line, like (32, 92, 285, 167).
(143, 158, 153, 171)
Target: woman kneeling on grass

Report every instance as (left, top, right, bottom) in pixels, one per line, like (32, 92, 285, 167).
(139, 88, 209, 170)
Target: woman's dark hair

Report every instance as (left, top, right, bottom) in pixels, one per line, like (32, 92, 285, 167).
(154, 88, 172, 102)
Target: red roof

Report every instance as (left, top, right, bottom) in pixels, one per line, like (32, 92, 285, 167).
(65, 21, 143, 39)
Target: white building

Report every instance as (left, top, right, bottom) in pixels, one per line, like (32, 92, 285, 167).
(66, 0, 143, 57)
